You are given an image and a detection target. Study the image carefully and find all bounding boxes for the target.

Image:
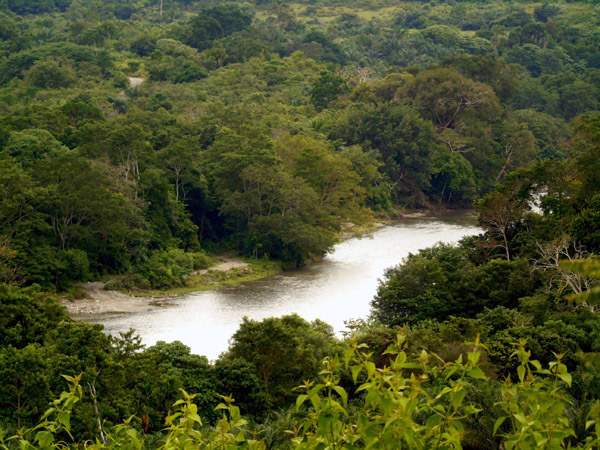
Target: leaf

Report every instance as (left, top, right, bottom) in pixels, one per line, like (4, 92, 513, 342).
(517, 365, 526, 383)
(514, 413, 527, 424)
(351, 365, 362, 384)
(333, 386, 348, 407)
(426, 414, 442, 429)
(189, 413, 203, 425)
(467, 367, 487, 380)
(317, 413, 332, 433)
(35, 431, 54, 448)
(296, 394, 308, 409)
(493, 416, 507, 435)
(344, 347, 354, 367)
(365, 361, 376, 379)
(383, 343, 397, 355)
(310, 393, 321, 411)
(558, 372, 572, 387)
(57, 411, 70, 430)
(451, 390, 465, 410)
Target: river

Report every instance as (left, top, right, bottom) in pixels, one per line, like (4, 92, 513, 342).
(84, 211, 481, 360)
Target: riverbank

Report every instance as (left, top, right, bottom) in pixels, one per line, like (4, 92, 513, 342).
(133, 256, 281, 297)
(82, 210, 481, 359)
(60, 256, 281, 315)
(61, 210, 470, 316)
(62, 218, 381, 315)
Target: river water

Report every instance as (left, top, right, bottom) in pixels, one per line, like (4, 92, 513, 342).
(86, 211, 481, 360)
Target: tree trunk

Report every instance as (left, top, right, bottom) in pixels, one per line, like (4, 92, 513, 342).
(88, 378, 106, 444)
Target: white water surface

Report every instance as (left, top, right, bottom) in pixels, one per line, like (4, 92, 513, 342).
(84, 211, 481, 360)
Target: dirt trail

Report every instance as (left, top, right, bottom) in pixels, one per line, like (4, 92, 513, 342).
(128, 76, 144, 87)
(197, 255, 249, 274)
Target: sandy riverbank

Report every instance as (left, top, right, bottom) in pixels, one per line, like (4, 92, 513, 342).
(60, 255, 252, 315)
(59, 282, 172, 315)
(61, 212, 450, 316)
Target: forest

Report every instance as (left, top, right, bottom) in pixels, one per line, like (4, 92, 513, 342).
(2, 0, 600, 447)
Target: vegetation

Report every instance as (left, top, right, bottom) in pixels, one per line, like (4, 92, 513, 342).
(3, 0, 600, 447)
(4, 0, 598, 288)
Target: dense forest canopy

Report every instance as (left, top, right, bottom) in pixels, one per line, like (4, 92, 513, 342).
(2, 0, 599, 287)
(2, 0, 600, 448)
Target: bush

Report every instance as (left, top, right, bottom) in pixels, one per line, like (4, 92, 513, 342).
(137, 249, 190, 289)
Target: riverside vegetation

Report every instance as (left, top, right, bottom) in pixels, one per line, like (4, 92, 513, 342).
(2, 0, 600, 447)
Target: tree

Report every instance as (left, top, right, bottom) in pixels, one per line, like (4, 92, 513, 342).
(224, 314, 336, 405)
(186, 6, 251, 51)
(23, 58, 76, 89)
(0, 285, 68, 349)
(534, 4, 561, 23)
(477, 181, 530, 261)
(275, 134, 365, 214)
(127, 341, 220, 430)
(6, 129, 66, 166)
(0, 344, 51, 427)
(220, 165, 335, 265)
(159, 137, 203, 203)
(495, 121, 538, 183)
(309, 72, 348, 111)
(396, 67, 500, 131)
(330, 103, 441, 206)
(371, 244, 539, 327)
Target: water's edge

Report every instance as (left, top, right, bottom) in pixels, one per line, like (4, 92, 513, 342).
(81, 211, 481, 360)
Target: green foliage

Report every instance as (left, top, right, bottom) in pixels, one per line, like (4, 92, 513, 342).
(308, 71, 348, 111)
(6, 129, 65, 166)
(0, 285, 67, 348)
(23, 58, 77, 89)
(223, 314, 337, 406)
(0, 0, 591, 287)
(0, 42, 113, 86)
(186, 6, 252, 51)
(560, 258, 600, 313)
(4, 335, 600, 449)
(371, 243, 540, 327)
(3, 2, 600, 447)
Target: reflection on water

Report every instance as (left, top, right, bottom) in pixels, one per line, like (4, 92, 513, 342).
(83, 211, 481, 360)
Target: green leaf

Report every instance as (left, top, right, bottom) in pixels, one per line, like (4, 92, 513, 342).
(365, 361, 376, 379)
(344, 348, 354, 367)
(57, 411, 70, 430)
(333, 386, 348, 407)
(317, 413, 332, 433)
(558, 372, 572, 387)
(351, 365, 362, 383)
(426, 414, 442, 429)
(451, 390, 466, 410)
(514, 413, 527, 424)
(296, 394, 308, 409)
(493, 416, 507, 436)
(517, 365, 526, 383)
(467, 367, 487, 380)
(383, 343, 397, 355)
(35, 431, 54, 448)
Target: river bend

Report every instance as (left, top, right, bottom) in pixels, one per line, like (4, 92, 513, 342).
(84, 211, 481, 360)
